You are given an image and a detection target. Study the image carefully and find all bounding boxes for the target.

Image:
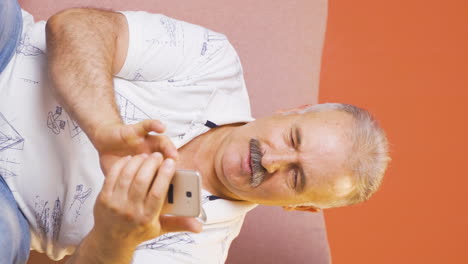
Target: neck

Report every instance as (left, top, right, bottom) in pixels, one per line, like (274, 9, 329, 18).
(177, 124, 243, 200)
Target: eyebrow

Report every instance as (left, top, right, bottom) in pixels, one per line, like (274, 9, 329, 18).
(294, 126, 307, 193)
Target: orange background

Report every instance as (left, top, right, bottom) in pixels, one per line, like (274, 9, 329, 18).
(320, 0, 468, 263)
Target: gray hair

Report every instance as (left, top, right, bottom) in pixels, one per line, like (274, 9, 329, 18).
(286, 103, 391, 209)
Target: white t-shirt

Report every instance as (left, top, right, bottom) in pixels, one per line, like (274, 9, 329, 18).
(0, 10, 256, 263)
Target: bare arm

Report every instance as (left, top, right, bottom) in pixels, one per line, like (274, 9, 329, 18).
(46, 8, 178, 175)
(46, 8, 128, 144)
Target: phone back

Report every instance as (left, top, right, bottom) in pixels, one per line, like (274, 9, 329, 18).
(161, 170, 201, 217)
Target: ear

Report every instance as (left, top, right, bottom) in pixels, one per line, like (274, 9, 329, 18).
(282, 205, 321, 213)
(276, 104, 313, 114)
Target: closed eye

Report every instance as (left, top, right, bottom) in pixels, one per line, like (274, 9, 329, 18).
(293, 169, 298, 188)
(288, 166, 299, 190)
(290, 128, 295, 148)
(290, 128, 299, 190)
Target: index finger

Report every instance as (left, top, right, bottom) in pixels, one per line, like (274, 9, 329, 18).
(144, 158, 176, 215)
(134, 120, 166, 137)
(147, 135, 179, 160)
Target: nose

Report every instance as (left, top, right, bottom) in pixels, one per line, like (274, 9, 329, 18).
(261, 150, 297, 174)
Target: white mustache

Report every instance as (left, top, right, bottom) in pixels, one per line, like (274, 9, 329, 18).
(249, 138, 266, 188)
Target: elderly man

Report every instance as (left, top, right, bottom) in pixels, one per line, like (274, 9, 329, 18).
(0, 0, 390, 263)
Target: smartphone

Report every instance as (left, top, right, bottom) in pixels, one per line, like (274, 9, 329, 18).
(161, 170, 202, 217)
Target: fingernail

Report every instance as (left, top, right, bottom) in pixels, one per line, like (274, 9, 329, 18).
(152, 152, 162, 159)
(141, 153, 149, 158)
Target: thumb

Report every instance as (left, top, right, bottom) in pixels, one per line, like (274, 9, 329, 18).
(160, 216, 203, 234)
(134, 120, 166, 137)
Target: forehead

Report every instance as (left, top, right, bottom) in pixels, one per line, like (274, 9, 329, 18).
(292, 110, 352, 151)
(293, 111, 354, 197)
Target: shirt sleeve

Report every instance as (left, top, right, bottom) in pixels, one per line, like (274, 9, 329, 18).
(130, 232, 221, 264)
(130, 216, 245, 264)
(116, 11, 233, 83)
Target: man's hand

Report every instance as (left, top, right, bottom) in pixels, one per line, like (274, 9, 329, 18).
(94, 153, 202, 244)
(68, 154, 202, 264)
(92, 120, 179, 175)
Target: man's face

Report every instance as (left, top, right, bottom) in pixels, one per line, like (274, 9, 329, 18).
(214, 110, 355, 207)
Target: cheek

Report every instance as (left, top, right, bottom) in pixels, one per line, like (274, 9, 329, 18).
(252, 176, 293, 204)
(219, 143, 246, 188)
